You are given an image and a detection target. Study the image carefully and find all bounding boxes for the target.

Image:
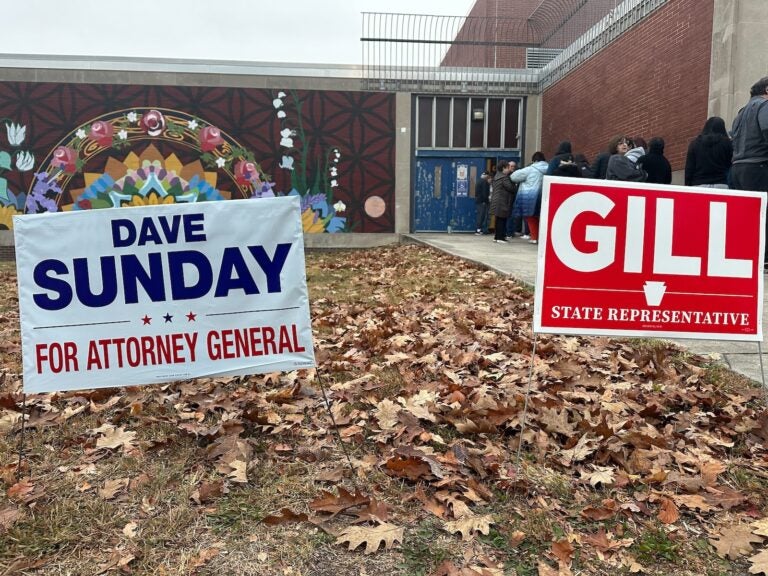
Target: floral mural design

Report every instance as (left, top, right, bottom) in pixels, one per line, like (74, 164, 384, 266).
(0, 82, 396, 232)
(272, 91, 347, 233)
(0, 118, 35, 228)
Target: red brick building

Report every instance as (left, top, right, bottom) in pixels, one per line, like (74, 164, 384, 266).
(451, 0, 714, 171)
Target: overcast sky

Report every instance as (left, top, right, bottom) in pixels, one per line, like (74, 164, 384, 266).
(0, 0, 475, 65)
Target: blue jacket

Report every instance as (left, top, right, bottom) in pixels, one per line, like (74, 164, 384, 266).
(510, 161, 548, 217)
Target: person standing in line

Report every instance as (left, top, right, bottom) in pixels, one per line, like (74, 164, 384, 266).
(474, 171, 492, 234)
(546, 141, 573, 175)
(510, 152, 548, 245)
(589, 146, 611, 179)
(685, 116, 732, 188)
(730, 76, 768, 271)
(490, 161, 515, 243)
(606, 135, 648, 181)
(504, 160, 521, 238)
(639, 137, 672, 184)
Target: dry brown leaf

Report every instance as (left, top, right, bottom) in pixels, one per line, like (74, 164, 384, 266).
(749, 548, 768, 575)
(189, 546, 221, 569)
(657, 497, 679, 525)
(122, 521, 138, 539)
(752, 518, 768, 538)
(539, 407, 575, 436)
(581, 466, 615, 487)
(0, 506, 22, 533)
(98, 478, 129, 500)
(443, 514, 494, 540)
(7, 479, 35, 502)
(262, 508, 309, 525)
(191, 480, 224, 505)
(374, 398, 401, 430)
(709, 525, 764, 559)
(95, 425, 137, 451)
(671, 494, 714, 512)
(228, 460, 248, 483)
(551, 539, 575, 566)
(310, 487, 369, 517)
(335, 522, 404, 554)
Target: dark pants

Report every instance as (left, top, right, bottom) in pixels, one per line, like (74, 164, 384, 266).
(731, 162, 768, 264)
(494, 216, 508, 240)
(475, 203, 489, 232)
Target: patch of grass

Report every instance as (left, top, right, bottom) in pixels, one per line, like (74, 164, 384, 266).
(206, 486, 269, 534)
(701, 360, 759, 392)
(2, 492, 126, 559)
(631, 527, 680, 564)
(476, 524, 546, 576)
(399, 519, 454, 576)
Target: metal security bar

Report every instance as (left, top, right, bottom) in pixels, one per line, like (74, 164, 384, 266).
(361, 0, 668, 94)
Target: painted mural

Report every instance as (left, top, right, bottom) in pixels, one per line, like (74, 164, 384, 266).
(0, 83, 396, 232)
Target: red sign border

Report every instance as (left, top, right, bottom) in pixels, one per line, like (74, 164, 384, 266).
(533, 177, 765, 341)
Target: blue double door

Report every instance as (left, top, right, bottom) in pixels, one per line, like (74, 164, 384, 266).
(413, 154, 519, 232)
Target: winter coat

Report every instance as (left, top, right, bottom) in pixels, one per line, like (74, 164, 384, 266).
(490, 172, 515, 218)
(639, 141, 672, 184)
(546, 141, 573, 175)
(606, 151, 648, 182)
(475, 178, 491, 204)
(510, 161, 548, 218)
(590, 151, 610, 179)
(684, 135, 732, 186)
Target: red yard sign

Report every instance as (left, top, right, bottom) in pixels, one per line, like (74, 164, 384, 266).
(534, 177, 765, 341)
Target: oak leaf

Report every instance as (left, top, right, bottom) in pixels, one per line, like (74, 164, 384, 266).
(335, 522, 404, 554)
(580, 466, 615, 487)
(228, 459, 248, 483)
(539, 407, 575, 436)
(262, 508, 309, 525)
(752, 518, 768, 538)
(191, 480, 224, 505)
(122, 521, 139, 538)
(310, 487, 370, 517)
(551, 539, 575, 566)
(671, 494, 713, 512)
(709, 525, 764, 559)
(99, 478, 129, 500)
(657, 497, 679, 525)
(374, 399, 401, 430)
(0, 506, 22, 533)
(443, 514, 494, 540)
(558, 435, 597, 467)
(95, 425, 137, 451)
(749, 548, 768, 575)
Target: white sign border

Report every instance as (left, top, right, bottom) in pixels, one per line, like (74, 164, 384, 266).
(534, 176, 766, 342)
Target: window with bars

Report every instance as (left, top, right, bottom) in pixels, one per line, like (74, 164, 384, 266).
(416, 96, 521, 150)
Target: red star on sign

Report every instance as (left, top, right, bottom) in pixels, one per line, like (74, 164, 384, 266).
(186, 311, 197, 322)
(142, 315, 152, 325)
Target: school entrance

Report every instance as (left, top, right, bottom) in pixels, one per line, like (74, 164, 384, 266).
(411, 95, 524, 233)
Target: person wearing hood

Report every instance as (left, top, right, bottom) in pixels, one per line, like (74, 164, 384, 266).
(490, 161, 516, 243)
(606, 135, 648, 181)
(546, 141, 572, 175)
(639, 137, 672, 184)
(475, 170, 492, 234)
(510, 152, 548, 245)
(684, 116, 732, 188)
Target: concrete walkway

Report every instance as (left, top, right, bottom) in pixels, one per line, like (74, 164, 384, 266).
(404, 232, 768, 385)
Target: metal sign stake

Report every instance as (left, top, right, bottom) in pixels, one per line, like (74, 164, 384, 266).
(516, 332, 538, 471)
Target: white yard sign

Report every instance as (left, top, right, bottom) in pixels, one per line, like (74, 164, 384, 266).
(15, 197, 316, 393)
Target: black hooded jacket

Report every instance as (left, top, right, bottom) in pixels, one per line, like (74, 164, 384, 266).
(685, 130, 733, 186)
(546, 141, 572, 175)
(638, 139, 672, 184)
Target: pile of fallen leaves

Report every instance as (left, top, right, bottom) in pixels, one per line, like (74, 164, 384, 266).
(1, 245, 767, 576)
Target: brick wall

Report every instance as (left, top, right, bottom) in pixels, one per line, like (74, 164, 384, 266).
(541, 0, 714, 170)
